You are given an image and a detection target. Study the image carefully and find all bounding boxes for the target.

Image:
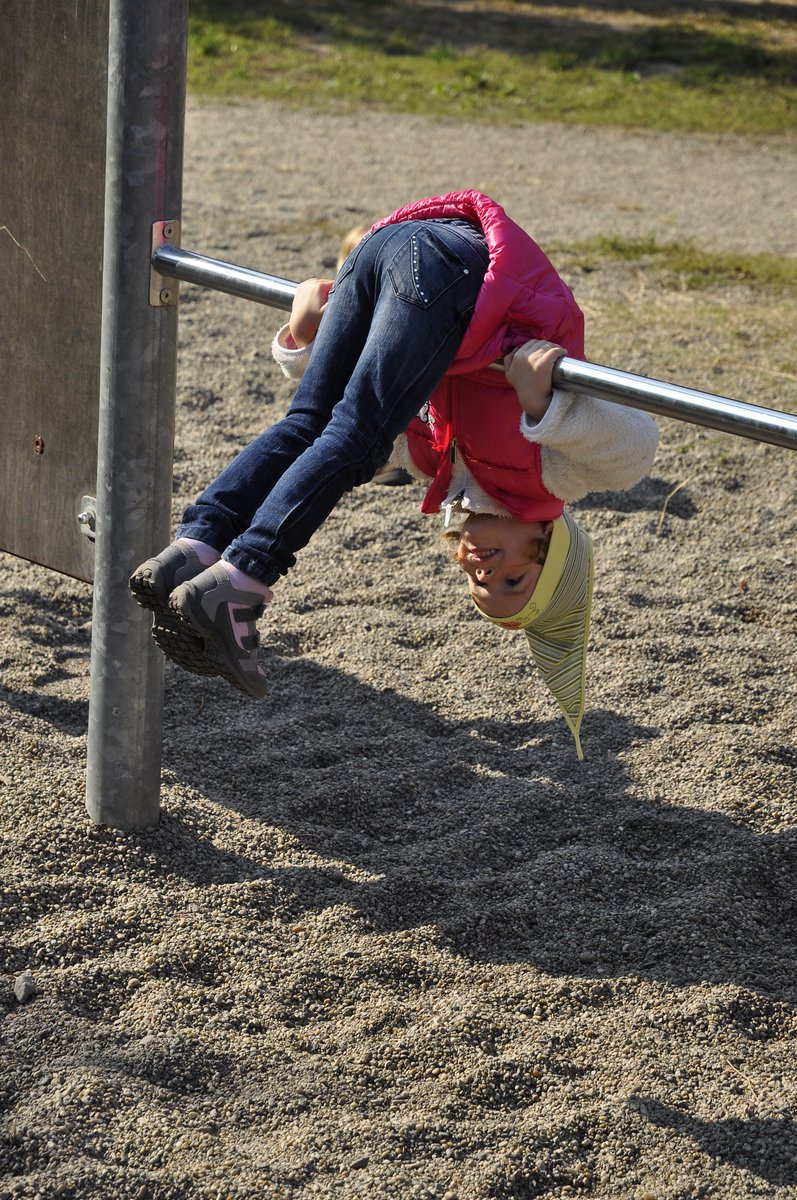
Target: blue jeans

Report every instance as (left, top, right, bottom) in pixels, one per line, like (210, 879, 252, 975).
(178, 218, 490, 585)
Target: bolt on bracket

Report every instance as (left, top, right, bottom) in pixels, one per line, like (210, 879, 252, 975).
(150, 219, 181, 307)
(77, 496, 97, 541)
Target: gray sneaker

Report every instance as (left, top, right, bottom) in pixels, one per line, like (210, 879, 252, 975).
(129, 541, 217, 676)
(169, 563, 268, 699)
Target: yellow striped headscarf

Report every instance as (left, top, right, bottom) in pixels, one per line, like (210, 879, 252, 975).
(473, 511, 594, 760)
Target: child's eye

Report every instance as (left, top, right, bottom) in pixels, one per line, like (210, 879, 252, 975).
(506, 577, 523, 587)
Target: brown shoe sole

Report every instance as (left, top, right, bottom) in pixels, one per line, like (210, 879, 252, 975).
(130, 564, 218, 678)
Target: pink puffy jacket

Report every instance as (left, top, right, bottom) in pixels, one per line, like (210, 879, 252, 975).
(373, 191, 586, 521)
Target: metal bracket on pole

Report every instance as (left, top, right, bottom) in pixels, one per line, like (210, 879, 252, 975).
(150, 220, 181, 306)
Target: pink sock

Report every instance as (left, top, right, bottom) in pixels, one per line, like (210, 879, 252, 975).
(218, 559, 274, 604)
(178, 537, 220, 567)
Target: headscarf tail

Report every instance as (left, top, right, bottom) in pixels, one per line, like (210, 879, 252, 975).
(524, 542, 593, 761)
(473, 511, 594, 760)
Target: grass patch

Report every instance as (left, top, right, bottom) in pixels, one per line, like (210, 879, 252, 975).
(561, 255, 797, 429)
(187, 0, 797, 135)
(561, 237, 797, 291)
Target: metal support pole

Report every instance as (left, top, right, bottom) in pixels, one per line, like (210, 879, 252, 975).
(153, 246, 797, 453)
(86, 0, 188, 829)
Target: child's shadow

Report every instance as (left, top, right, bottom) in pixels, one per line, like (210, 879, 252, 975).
(158, 650, 797, 1007)
(2, 601, 794, 1011)
(575, 475, 698, 519)
(630, 1096, 797, 1187)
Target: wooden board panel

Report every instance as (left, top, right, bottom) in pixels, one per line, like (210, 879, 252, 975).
(0, 1, 108, 581)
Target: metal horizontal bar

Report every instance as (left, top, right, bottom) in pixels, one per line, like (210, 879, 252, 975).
(551, 358, 797, 452)
(154, 244, 296, 310)
(154, 244, 797, 451)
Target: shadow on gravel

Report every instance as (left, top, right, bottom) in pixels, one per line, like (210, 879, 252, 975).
(630, 1096, 797, 1187)
(153, 653, 797, 1006)
(0, 687, 88, 735)
(575, 475, 698, 519)
(0, 584, 91, 732)
(3, 577, 794, 1009)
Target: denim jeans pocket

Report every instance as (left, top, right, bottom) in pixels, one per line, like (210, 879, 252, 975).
(387, 225, 482, 310)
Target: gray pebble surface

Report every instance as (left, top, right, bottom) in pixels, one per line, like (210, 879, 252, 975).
(2, 101, 796, 1199)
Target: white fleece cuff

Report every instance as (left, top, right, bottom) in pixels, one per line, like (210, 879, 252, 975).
(518, 388, 571, 442)
(271, 324, 313, 380)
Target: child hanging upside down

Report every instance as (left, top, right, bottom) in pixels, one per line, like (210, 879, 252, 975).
(130, 191, 658, 758)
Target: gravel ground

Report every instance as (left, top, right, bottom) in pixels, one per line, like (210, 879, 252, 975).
(2, 102, 797, 1200)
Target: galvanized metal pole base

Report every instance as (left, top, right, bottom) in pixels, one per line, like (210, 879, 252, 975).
(86, 0, 188, 830)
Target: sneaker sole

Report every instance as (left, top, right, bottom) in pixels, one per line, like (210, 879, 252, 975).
(130, 566, 218, 678)
(129, 564, 171, 613)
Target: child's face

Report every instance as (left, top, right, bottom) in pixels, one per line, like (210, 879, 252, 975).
(455, 514, 553, 619)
